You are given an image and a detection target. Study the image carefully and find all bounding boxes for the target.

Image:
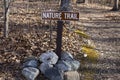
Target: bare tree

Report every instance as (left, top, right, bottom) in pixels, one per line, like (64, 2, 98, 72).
(59, 0, 71, 11)
(84, 0, 88, 3)
(76, 0, 88, 3)
(4, 0, 10, 38)
(112, 0, 119, 11)
(72, 0, 77, 3)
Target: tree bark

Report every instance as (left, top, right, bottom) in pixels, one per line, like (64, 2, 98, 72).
(112, 0, 119, 11)
(84, 0, 88, 3)
(4, 0, 10, 38)
(72, 0, 77, 3)
(59, 0, 71, 11)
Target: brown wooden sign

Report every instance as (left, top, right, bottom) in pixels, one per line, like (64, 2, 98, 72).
(42, 11, 79, 21)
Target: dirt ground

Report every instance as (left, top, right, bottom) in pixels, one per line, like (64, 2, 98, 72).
(0, 1, 120, 80)
(76, 3, 120, 80)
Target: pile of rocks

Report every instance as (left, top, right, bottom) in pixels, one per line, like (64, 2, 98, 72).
(22, 51, 80, 80)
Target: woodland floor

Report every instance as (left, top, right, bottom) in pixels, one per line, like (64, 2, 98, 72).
(76, 3, 120, 80)
(0, 2, 120, 80)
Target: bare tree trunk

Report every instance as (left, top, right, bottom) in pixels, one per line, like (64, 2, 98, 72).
(118, 0, 120, 9)
(59, 0, 71, 11)
(72, 0, 77, 3)
(84, 0, 88, 3)
(4, 0, 10, 38)
(112, 0, 119, 11)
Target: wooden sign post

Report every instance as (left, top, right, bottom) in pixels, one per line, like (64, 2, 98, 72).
(56, 20, 63, 58)
(42, 11, 79, 58)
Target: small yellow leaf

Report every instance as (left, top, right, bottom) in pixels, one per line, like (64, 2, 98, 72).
(81, 46, 99, 61)
(74, 30, 89, 38)
(82, 44, 95, 49)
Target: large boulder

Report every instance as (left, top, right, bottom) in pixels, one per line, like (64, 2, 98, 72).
(55, 60, 72, 72)
(56, 60, 80, 72)
(61, 52, 74, 61)
(70, 60, 80, 71)
(39, 51, 58, 65)
(39, 63, 53, 74)
(64, 71, 80, 80)
(22, 58, 39, 68)
(22, 67, 39, 80)
(45, 67, 63, 80)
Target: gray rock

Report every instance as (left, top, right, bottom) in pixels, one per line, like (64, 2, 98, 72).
(39, 63, 53, 74)
(56, 60, 80, 72)
(22, 67, 39, 80)
(64, 71, 80, 80)
(55, 60, 72, 72)
(61, 52, 73, 61)
(70, 60, 80, 71)
(45, 67, 63, 80)
(39, 51, 58, 65)
(23, 59, 39, 68)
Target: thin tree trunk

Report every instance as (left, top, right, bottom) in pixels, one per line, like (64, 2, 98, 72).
(112, 0, 119, 11)
(84, 0, 88, 3)
(4, 0, 10, 38)
(72, 0, 77, 3)
(60, 0, 71, 11)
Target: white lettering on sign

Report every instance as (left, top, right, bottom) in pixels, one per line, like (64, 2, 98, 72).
(42, 11, 79, 21)
(64, 13, 78, 20)
(42, 12, 62, 20)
